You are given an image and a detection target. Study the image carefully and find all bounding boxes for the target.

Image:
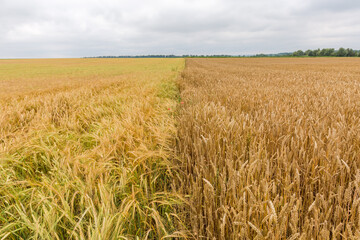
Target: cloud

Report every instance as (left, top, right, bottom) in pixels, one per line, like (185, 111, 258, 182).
(0, 0, 359, 57)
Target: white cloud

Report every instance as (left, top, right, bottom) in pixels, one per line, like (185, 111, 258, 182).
(0, 0, 359, 57)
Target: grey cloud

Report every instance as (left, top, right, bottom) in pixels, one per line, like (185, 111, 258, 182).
(0, 0, 359, 58)
(305, 0, 360, 12)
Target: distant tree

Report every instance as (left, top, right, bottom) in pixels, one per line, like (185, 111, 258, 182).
(313, 48, 321, 56)
(319, 48, 327, 56)
(346, 48, 356, 57)
(326, 48, 335, 56)
(255, 54, 267, 57)
(305, 50, 314, 56)
(319, 48, 335, 56)
(293, 50, 305, 56)
(336, 47, 347, 57)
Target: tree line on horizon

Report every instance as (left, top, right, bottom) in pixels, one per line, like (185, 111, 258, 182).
(292, 47, 360, 57)
(86, 48, 360, 58)
(86, 54, 247, 58)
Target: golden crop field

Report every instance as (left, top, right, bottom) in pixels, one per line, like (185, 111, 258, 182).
(1, 57, 360, 239)
(0, 58, 187, 239)
(177, 58, 360, 239)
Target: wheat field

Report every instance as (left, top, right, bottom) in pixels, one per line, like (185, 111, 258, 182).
(1, 57, 360, 239)
(0, 58, 187, 239)
(177, 58, 360, 239)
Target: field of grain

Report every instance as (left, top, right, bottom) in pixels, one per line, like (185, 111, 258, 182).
(2, 57, 360, 239)
(177, 58, 360, 239)
(0, 58, 187, 239)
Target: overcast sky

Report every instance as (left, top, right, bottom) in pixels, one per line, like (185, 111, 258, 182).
(1, 0, 360, 58)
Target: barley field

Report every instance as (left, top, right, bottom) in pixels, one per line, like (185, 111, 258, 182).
(0, 58, 187, 239)
(1, 57, 360, 239)
(177, 58, 360, 239)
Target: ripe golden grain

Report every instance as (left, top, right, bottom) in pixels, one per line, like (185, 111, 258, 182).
(177, 58, 360, 239)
